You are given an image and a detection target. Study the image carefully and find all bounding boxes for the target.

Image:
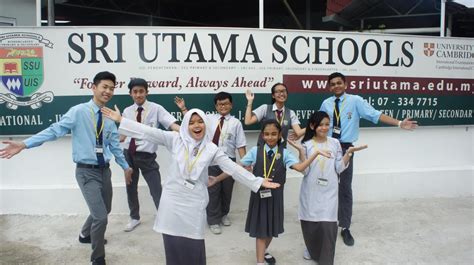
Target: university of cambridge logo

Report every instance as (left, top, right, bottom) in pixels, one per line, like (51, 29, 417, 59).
(423, 43, 435, 57)
(0, 32, 54, 110)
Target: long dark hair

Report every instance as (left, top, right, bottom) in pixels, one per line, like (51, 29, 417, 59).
(261, 119, 283, 146)
(270, 83, 288, 104)
(302, 111, 330, 142)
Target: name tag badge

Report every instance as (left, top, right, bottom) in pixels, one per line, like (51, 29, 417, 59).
(333, 126, 341, 135)
(95, 145, 104, 154)
(259, 189, 272, 199)
(317, 178, 329, 186)
(183, 179, 196, 190)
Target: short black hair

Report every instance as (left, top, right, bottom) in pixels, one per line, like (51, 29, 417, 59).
(328, 72, 346, 82)
(128, 78, 148, 91)
(93, 71, 116, 86)
(214, 92, 232, 104)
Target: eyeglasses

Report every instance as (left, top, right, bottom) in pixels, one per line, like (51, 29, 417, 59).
(216, 102, 231, 107)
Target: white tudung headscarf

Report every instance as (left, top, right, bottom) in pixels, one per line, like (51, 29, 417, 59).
(177, 108, 216, 181)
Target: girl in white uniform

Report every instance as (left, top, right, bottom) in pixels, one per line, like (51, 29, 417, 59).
(102, 107, 280, 265)
(295, 111, 366, 265)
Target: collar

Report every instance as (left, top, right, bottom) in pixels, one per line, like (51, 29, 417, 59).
(134, 100, 148, 110)
(271, 103, 285, 112)
(333, 93, 347, 102)
(219, 113, 231, 120)
(264, 144, 278, 153)
(88, 99, 101, 113)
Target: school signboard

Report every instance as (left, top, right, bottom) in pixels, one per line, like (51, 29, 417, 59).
(0, 27, 472, 135)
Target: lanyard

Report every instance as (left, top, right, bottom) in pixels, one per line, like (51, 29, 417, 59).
(263, 147, 279, 179)
(89, 107, 104, 142)
(184, 146, 205, 175)
(274, 110, 284, 126)
(333, 97, 346, 126)
(312, 139, 328, 174)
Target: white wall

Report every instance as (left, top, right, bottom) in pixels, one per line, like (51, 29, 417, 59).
(0, 0, 37, 26)
(1, 126, 473, 214)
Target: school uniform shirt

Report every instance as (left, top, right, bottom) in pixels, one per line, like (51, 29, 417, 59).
(118, 113, 264, 240)
(240, 144, 300, 172)
(252, 104, 300, 126)
(298, 137, 348, 222)
(320, 93, 381, 143)
(207, 113, 246, 158)
(23, 99, 129, 169)
(122, 100, 177, 154)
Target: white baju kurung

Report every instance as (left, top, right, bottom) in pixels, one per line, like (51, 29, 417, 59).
(119, 112, 263, 240)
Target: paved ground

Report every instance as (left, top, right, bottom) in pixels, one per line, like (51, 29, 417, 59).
(1, 197, 473, 265)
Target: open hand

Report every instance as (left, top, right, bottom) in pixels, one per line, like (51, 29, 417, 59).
(287, 139, 303, 152)
(347, 144, 368, 155)
(317, 149, 332, 158)
(0, 141, 26, 159)
(101, 105, 122, 123)
(174, 96, 186, 110)
(262, 178, 280, 189)
(245, 89, 254, 102)
(400, 118, 418, 130)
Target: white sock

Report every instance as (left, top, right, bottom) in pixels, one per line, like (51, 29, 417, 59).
(257, 263, 265, 265)
(79, 233, 85, 238)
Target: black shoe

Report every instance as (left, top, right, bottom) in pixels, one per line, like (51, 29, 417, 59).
(341, 229, 355, 246)
(79, 235, 107, 244)
(92, 256, 106, 265)
(264, 253, 276, 265)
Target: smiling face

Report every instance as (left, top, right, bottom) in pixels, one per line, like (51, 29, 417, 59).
(130, 85, 148, 105)
(215, 98, 232, 116)
(92, 79, 115, 106)
(329, 77, 346, 97)
(188, 113, 206, 141)
(271, 84, 288, 104)
(313, 117, 330, 138)
(262, 123, 282, 148)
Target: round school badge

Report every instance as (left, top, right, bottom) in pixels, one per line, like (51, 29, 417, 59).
(275, 153, 281, 160)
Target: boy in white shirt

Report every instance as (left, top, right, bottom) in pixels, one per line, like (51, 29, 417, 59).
(122, 78, 180, 232)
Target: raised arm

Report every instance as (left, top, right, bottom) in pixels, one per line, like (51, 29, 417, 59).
(244, 89, 259, 125)
(174, 96, 188, 114)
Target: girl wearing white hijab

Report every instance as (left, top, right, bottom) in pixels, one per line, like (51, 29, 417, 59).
(102, 107, 279, 265)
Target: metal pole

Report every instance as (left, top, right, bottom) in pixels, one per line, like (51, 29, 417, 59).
(259, 0, 264, 29)
(48, 0, 55, 26)
(36, 0, 41, 26)
(440, 0, 446, 37)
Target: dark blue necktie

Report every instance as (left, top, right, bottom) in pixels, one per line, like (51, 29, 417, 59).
(96, 110, 105, 166)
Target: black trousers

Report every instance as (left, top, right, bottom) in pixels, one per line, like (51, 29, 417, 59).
(206, 163, 235, 225)
(124, 150, 162, 220)
(301, 220, 337, 265)
(338, 143, 354, 229)
(162, 234, 206, 265)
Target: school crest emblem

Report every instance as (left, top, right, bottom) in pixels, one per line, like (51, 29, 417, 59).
(423, 43, 435, 57)
(0, 32, 54, 109)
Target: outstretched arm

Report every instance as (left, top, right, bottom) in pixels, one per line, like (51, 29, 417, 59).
(291, 148, 331, 172)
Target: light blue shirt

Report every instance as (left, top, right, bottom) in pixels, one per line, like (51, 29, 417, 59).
(24, 99, 129, 169)
(240, 144, 299, 168)
(320, 93, 381, 143)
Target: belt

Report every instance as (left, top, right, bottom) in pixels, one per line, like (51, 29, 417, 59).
(340, 142, 353, 147)
(77, 163, 110, 169)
